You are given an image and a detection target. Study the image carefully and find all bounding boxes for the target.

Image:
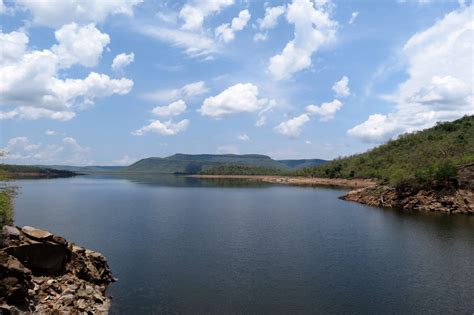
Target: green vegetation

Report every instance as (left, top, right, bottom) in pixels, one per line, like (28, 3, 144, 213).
(201, 165, 286, 176)
(0, 164, 77, 178)
(278, 159, 327, 169)
(0, 185, 15, 227)
(297, 115, 474, 187)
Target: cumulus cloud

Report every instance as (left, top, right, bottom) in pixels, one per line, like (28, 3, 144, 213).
(112, 52, 135, 71)
(215, 9, 251, 42)
(274, 113, 310, 138)
(332, 76, 350, 97)
(45, 130, 58, 136)
(152, 100, 187, 117)
(15, 0, 142, 28)
(0, 136, 92, 165)
(238, 134, 250, 141)
(179, 0, 234, 30)
(143, 81, 208, 103)
(132, 119, 190, 136)
(0, 31, 28, 64)
(348, 11, 359, 24)
(268, 0, 337, 80)
(254, 5, 286, 41)
(0, 27, 133, 121)
(199, 83, 274, 118)
(52, 23, 110, 68)
(349, 6, 474, 142)
(306, 99, 342, 121)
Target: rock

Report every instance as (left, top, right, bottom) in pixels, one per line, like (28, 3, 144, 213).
(5, 243, 68, 274)
(2, 226, 20, 239)
(0, 226, 114, 313)
(21, 226, 52, 241)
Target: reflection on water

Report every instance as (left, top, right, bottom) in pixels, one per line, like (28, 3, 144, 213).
(11, 175, 474, 314)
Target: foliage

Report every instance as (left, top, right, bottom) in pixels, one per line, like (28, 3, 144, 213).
(0, 164, 76, 178)
(201, 165, 287, 176)
(296, 115, 474, 186)
(0, 185, 15, 227)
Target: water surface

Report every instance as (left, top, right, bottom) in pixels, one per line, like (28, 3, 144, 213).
(12, 175, 474, 313)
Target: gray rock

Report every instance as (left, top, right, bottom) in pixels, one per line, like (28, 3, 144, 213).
(21, 226, 52, 241)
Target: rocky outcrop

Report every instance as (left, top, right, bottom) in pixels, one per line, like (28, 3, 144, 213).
(342, 163, 474, 214)
(0, 226, 114, 313)
(342, 185, 473, 214)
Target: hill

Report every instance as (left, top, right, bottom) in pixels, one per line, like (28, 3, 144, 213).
(0, 164, 77, 179)
(278, 159, 327, 169)
(126, 154, 287, 174)
(298, 115, 474, 186)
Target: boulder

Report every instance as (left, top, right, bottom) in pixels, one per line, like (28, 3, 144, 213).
(21, 226, 52, 241)
(5, 243, 68, 274)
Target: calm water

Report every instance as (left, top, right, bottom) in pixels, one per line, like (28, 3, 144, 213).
(11, 175, 474, 314)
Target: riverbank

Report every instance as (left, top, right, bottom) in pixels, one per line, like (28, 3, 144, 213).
(0, 226, 114, 313)
(190, 175, 377, 188)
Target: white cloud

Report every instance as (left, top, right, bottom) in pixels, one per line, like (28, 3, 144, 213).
(0, 31, 28, 64)
(254, 5, 286, 41)
(217, 145, 239, 154)
(179, 0, 234, 30)
(143, 81, 208, 103)
(52, 23, 110, 68)
(332, 76, 350, 97)
(16, 0, 142, 28)
(215, 9, 251, 43)
(0, 136, 92, 165)
(112, 52, 135, 71)
(0, 0, 6, 13)
(306, 99, 342, 121)
(274, 113, 310, 138)
(45, 129, 58, 136)
(0, 27, 133, 121)
(255, 115, 267, 127)
(238, 134, 250, 141)
(137, 25, 217, 57)
(152, 100, 187, 117)
(268, 0, 337, 80)
(132, 119, 190, 136)
(348, 11, 359, 24)
(199, 83, 274, 118)
(349, 6, 474, 142)
(305, 140, 311, 144)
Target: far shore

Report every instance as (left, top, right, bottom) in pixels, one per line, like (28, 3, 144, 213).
(188, 175, 377, 188)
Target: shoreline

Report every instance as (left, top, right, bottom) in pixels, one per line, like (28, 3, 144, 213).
(189, 175, 377, 188)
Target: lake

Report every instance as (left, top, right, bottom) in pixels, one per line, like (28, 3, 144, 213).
(11, 175, 474, 314)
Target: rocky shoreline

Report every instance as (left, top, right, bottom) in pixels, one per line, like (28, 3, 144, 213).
(193, 165, 474, 214)
(0, 225, 114, 313)
(342, 186, 473, 214)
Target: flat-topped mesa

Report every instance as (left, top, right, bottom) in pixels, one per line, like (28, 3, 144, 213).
(0, 225, 114, 313)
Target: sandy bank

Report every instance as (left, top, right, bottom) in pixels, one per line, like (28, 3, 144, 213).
(189, 175, 377, 188)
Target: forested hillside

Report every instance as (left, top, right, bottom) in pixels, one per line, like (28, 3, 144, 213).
(298, 116, 474, 186)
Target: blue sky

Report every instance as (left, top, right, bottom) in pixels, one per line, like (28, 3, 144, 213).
(0, 0, 472, 165)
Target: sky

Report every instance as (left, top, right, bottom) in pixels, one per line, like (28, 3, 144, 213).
(0, 0, 472, 165)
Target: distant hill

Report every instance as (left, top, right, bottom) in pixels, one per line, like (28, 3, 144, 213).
(40, 154, 329, 175)
(126, 154, 287, 174)
(298, 115, 474, 186)
(39, 165, 125, 173)
(278, 159, 327, 169)
(0, 164, 77, 178)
